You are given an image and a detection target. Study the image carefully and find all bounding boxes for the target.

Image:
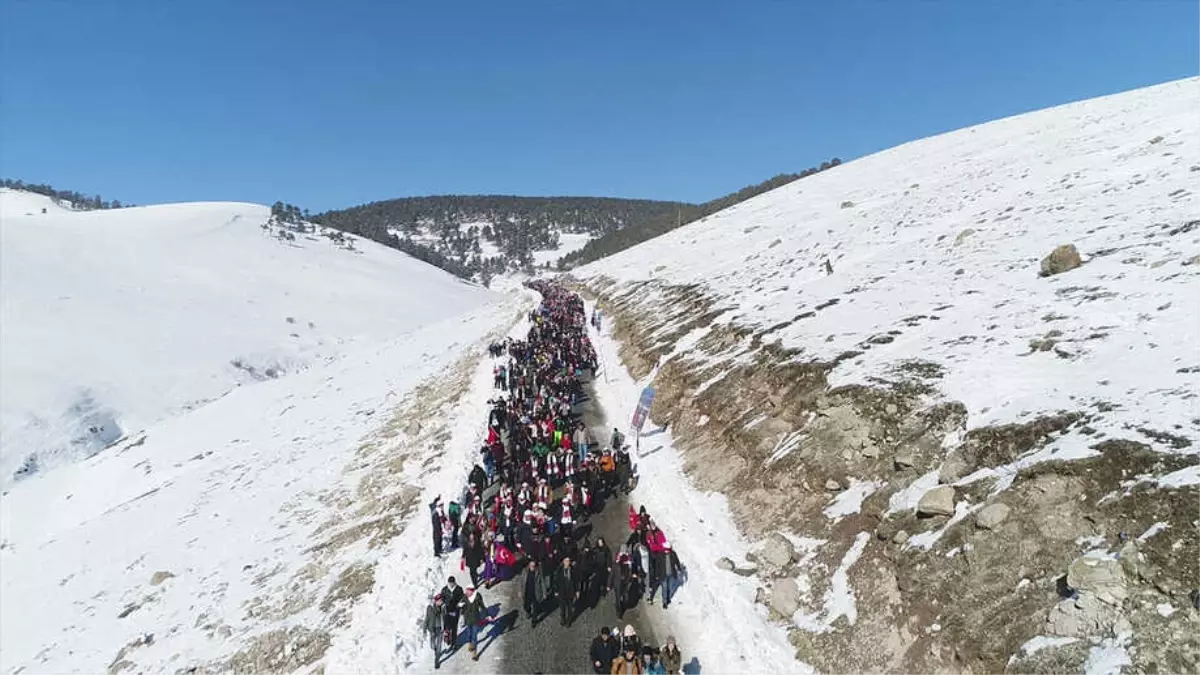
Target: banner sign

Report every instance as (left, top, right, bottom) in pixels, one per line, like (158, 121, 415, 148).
(630, 386, 656, 431)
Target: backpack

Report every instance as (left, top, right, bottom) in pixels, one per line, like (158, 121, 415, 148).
(448, 502, 462, 520)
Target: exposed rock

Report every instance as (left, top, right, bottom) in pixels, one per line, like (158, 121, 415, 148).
(732, 564, 760, 578)
(150, 570, 175, 586)
(824, 479, 842, 492)
(893, 449, 917, 470)
(954, 228, 977, 246)
(892, 530, 910, 545)
(861, 444, 880, 459)
(755, 587, 769, 605)
(939, 449, 971, 484)
(1067, 555, 1128, 606)
(761, 533, 796, 568)
(1040, 244, 1083, 277)
(715, 556, 735, 572)
(917, 486, 956, 517)
(227, 625, 330, 674)
(769, 578, 800, 617)
(1046, 591, 1130, 638)
(975, 503, 1011, 530)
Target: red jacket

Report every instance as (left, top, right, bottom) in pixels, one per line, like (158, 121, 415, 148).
(628, 506, 638, 531)
(646, 528, 667, 554)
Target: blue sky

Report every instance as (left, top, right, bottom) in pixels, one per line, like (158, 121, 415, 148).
(2, 1, 1196, 211)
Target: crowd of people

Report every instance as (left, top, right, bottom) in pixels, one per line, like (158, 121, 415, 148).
(422, 280, 688, 672)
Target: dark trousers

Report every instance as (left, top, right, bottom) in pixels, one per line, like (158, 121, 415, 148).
(559, 593, 574, 626)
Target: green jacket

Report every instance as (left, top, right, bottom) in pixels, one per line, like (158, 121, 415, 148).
(463, 592, 486, 625)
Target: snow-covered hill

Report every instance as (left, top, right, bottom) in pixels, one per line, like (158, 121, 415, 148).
(575, 78, 1200, 673)
(0, 190, 490, 482)
(0, 189, 528, 674)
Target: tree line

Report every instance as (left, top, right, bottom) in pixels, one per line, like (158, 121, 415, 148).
(1, 178, 128, 210)
(310, 195, 689, 285)
(557, 158, 843, 269)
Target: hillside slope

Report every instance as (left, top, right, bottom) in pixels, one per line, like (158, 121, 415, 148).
(0, 189, 492, 482)
(573, 78, 1199, 673)
(0, 188, 525, 674)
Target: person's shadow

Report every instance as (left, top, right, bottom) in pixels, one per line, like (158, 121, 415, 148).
(476, 608, 518, 658)
(683, 657, 702, 674)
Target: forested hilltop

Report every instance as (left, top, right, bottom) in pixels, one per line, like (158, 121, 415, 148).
(311, 196, 688, 284)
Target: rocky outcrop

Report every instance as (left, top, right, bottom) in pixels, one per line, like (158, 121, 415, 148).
(917, 486, 956, 517)
(974, 503, 1011, 530)
(761, 533, 797, 569)
(770, 578, 801, 617)
(1039, 244, 1083, 276)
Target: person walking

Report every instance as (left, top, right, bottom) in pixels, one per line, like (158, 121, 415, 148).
(523, 559, 547, 624)
(462, 532, 484, 587)
(610, 646, 644, 675)
(590, 626, 615, 674)
(439, 576, 465, 650)
(424, 594, 444, 668)
(661, 636, 683, 675)
(657, 543, 684, 609)
(555, 556, 580, 627)
(430, 498, 444, 557)
(462, 586, 487, 660)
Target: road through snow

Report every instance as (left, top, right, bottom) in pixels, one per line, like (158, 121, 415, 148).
(495, 374, 658, 674)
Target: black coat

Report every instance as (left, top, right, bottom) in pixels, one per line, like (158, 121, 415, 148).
(440, 585, 465, 617)
(464, 540, 484, 568)
(590, 636, 616, 673)
(524, 565, 548, 604)
(555, 564, 579, 598)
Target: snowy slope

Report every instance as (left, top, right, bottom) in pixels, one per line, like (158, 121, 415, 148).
(573, 77, 1200, 674)
(0, 188, 523, 674)
(0, 298, 521, 675)
(0, 192, 491, 482)
(577, 77, 1200, 453)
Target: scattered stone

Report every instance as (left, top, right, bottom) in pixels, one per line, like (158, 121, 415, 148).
(732, 564, 760, 578)
(893, 530, 910, 545)
(117, 602, 141, 619)
(954, 228, 976, 246)
(893, 449, 917, 470)
(825, 479, 842, 492)
(755, 587, 769, 605)
(861, 444, 880, 459)
(761, 533, 796, 568)
(745, 550, 759, 564)
(840, 201, 855, 209)
(769, 578, 801, 617)
(917, 486, 956, 517)
(1040, 244, 1083, 277)
(150, 570, 175, 586)
(975, 503, 1011, 530)
(715, 556, 736, 572)
(1066, 556, 1128, 606)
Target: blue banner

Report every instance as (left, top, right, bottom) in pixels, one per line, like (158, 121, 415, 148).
(630, 386, 656, 431)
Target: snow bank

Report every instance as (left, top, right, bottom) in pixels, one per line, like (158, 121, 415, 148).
(586, 303, 810, 673)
